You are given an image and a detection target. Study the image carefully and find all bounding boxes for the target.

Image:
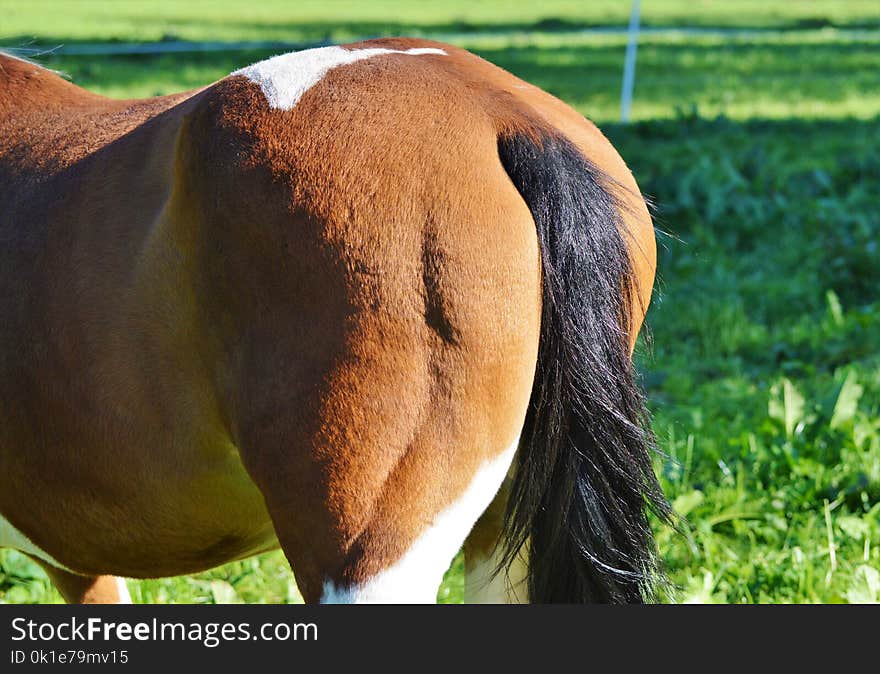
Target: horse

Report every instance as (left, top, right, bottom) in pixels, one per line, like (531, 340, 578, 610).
(0, 37, 669, 604)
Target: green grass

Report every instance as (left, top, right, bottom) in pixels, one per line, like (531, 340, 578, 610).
(612, 115, 880, 603)
(2, 0, 879, 44)
(1, 2, 879, 604)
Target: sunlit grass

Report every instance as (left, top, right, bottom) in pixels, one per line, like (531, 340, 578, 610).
(2, 0, 879, 45)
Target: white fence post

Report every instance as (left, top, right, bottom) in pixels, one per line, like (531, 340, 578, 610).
(620, 0, 641, 123)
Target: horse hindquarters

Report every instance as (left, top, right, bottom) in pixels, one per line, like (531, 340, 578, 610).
(181, 72, 542, 603)
(228, 223, 540, 603)
(183, 39, 667, 603)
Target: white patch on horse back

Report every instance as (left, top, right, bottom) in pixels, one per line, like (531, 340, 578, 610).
(321, 440, 518, 604)
(115, 577, 132, 604)
(0, 513, 73, 571)
(232, 46, 446, 110)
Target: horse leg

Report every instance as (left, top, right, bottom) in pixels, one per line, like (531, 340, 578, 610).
(34, 560, 131, 604)
(248, 428, 521, 604)
(230, 317, 532, 603)
(219, 229, 539, 602)
(463, 480, 528, 603)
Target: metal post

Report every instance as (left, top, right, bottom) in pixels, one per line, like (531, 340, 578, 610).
(620, 0, 641, 123)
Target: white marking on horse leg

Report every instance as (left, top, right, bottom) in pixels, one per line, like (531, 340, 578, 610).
(321, 440, 518, 604)
(465, 545, 529, 604)
(232, 46, 446, 110)
(0, 513, 74, 571)
(115, 577, 132, 604)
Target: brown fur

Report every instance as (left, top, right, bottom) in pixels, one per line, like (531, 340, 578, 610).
(0, 39, 654, 602)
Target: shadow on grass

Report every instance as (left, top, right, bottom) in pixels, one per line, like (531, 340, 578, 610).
(612, 115, 879, 386)
(4, 9, 880, 48)
(139, 14, 880, 38)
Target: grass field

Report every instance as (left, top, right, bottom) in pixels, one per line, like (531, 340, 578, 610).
(2, 0, 879, 44)
(1, 1, 878, 604)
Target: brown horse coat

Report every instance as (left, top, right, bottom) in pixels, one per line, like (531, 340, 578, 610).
(0, 38, 655, 603)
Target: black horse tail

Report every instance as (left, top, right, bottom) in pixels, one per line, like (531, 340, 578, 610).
(496, 128, 671, 603)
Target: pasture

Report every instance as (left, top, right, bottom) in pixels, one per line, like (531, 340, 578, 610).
(1, 0, 878, 603)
